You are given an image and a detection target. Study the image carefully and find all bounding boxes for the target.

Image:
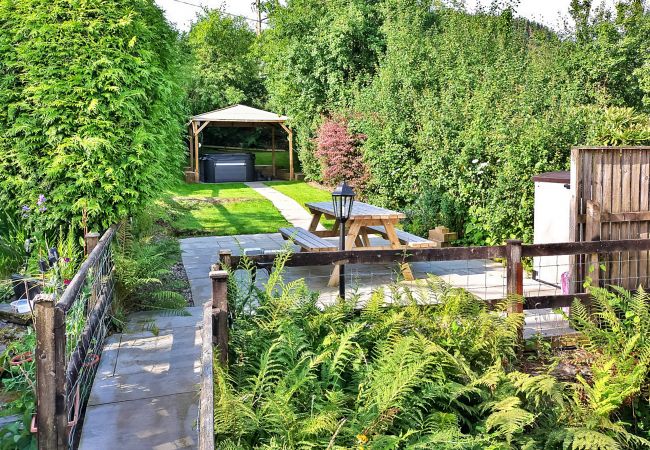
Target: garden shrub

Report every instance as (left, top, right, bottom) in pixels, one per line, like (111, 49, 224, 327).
(314, 117, 368, 189)
(263, 0, 650, 243)
(0, 0, 186, 233)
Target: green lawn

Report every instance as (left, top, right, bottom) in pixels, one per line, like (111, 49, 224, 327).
(156, 182, 289, 236)
(264, 181, 335, 228)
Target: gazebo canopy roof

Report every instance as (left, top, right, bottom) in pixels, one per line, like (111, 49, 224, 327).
(191, 104, 288, 123)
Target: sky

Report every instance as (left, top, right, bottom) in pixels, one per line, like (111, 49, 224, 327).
(155, 0, 617, 32)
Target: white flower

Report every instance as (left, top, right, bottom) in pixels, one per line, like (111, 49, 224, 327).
(472, 159, 479, 164)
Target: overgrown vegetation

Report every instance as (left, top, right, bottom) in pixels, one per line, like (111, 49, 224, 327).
(113, 218, 189, 322)
(0, 0, 186, 233)
(261, 0, 650, 244)
(215, 257, 650, 449)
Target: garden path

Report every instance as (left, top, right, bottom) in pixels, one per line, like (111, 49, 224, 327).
(77, 307, 204, 449)
(245, 181, 326, 230)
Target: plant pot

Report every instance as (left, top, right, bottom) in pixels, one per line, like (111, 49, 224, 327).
(10, 274, 41, 301)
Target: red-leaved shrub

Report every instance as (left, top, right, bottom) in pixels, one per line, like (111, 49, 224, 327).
(315, 117, 368, 190)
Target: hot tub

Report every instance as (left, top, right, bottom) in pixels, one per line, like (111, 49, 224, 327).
(200, 153, 255, 183)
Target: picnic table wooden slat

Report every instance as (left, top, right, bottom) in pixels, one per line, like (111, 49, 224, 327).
(305, 201, 406, 220)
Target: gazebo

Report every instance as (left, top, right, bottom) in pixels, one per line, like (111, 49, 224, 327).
(187, 104, 294, 182)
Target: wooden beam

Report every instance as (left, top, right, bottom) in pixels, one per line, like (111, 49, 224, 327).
(199, 302, 215, 450)
(204, 121, 276, 128)
(585, 201, 601, 288)
(210, 270, 229, 366)
(192, 121, 199, 180)
(188, 124, 194, 172)
(229, 245, 508, 268)
(576, 210, 650, 223)
(522, 238, 650, 257)
(271, 126, 276, 178)
(196, 120, 210, 135)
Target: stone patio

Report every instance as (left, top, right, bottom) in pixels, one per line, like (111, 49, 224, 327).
(180, 233, 574, 338)
(78, 307, 204, 449)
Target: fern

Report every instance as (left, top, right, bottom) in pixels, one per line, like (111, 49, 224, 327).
(216, 265, 650, 448)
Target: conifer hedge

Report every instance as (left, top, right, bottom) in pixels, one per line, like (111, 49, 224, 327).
(0, 0, 186, 231)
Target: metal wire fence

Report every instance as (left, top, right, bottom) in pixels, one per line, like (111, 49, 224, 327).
(223, 238, 650, 341)
(34, 225, 117, 449)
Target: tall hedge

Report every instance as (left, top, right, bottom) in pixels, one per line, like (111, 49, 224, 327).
(0, 0, 186, 232)
(263, 0, 650, 245)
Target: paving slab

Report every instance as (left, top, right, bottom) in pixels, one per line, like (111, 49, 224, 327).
(80, 392, 198, 450)
(78, 306, 204, 449)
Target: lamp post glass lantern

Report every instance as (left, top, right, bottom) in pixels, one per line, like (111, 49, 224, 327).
(331, 181, 355, 299)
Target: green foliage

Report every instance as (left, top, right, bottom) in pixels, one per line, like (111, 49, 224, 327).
(113, 219, 188, 319)
(262, 0, 650, 244)
(0, 329, 37, 449)
(215, 259, 650, 448)
(261, 0, 384, 181)
(186, 9, 265, 115)
(0, 0, 186, 232)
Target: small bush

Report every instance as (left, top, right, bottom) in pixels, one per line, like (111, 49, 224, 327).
(315, 117, 368, 189)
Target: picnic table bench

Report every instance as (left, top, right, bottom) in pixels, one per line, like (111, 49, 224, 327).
(364, 225, 437, 248)
(279, 227, 337, 252)
(304, 201, 438, 286)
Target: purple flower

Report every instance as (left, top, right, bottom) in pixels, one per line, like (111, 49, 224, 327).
(39, 206, 47, 213)
(64, 257, 70, 263)
(37, 194, 46, 205)
(21, 205, 30, 212)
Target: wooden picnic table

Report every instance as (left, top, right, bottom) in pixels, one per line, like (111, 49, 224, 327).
(305, 201, 415, 286)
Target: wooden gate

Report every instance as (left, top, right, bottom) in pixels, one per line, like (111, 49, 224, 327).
(570, 146, 650, 293)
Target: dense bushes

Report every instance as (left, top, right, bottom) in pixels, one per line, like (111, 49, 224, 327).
(262, 0, 650, 245)
(216, 258, 650, 448)
(186, 9, 265, 115)
(0, 0, 186, 233)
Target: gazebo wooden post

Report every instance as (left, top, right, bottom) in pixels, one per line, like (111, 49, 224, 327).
(279, 123, 294, 181)
(188, 124, 194, 173)
(271, 126, 276, 178)
(193, 121, 199, 181)
(288, 128, 294, 180)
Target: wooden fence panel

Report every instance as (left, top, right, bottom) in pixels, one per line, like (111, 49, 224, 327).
(571, 146, 650, 292)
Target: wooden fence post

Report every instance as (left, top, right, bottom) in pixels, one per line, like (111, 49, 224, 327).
(34, 294, 67, 450)
(219, 249, 232, 271)
(84, 232, 100, 257)
(585, 201, 601, 289)
(209, 270, 229, 366)
(505, 240, 524, 336)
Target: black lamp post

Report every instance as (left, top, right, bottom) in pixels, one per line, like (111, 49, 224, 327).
(332, 181, 355, 299)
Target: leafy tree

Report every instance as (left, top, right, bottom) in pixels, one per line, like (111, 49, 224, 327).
(261, 0, 384, 180)
(0, 0, 186, 232)
(262, 0, 650, 244)
(185, 8, 265, 115)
